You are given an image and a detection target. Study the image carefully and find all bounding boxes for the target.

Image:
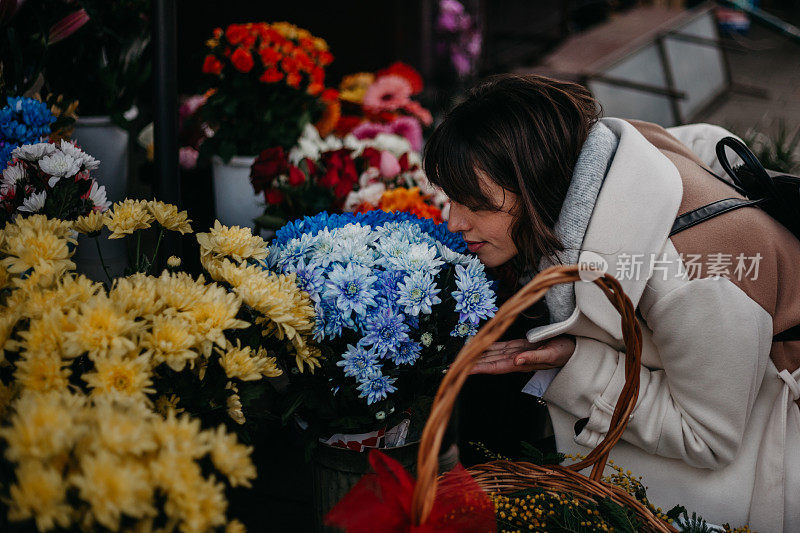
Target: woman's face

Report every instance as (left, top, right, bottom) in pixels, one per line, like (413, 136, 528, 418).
(447, 171, 519, 268)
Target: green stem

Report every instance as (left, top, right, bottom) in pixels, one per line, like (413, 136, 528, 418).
(94, 236, 114, 285)
(150, 228, 165, 274)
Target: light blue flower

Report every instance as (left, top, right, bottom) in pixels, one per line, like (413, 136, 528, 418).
(313, 299, 348, 341)
(452, 263, 498, 325)
(392, 340, 422, 365)
(336, 344, 381, 379)
(384, 242, 444, 275)
(323, 262, 378, 320)
(284, 258, 325, 301)
(357, 370, 398, 405)
(397, 271, 441, 316)
(308, 228, 337, 267)
(360, 305, 410, 357)
(330, 238, 377, 267)
(277, 233, 317, 270)
(451, 321, 478, 338)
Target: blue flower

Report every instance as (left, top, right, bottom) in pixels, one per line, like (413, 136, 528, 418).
(323, 263, 378, 320)
(276, 233, 317, 270)
(384, 242, 444, 275)
(451, 321, 478, 338)
(357, 370, 398, 405)
(452, 263, 498, 325)
(397, 271, 441, 316)
(0, 97, 55, 170)
(360, 305, 410, 357)
(392, 340, 422, 365)
(284, 258, 325, 301)
(0, 141, 14, 170)
(313, 299, 349, 341)
(336, 344, 381, 379)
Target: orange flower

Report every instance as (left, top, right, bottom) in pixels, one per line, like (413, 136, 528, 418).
(286, 72, 302, 88)
(202, 54, 223, 75)
(315, 96, 341, 137)
(231, 47, 254, 73)
(259, 68, 284, 84)
(378, 187, 443, 223)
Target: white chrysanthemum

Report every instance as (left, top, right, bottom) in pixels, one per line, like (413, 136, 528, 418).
(365, 133, 412, 158)
(18, 191, 46, 213)
(87, 181, 111, 212)
(1, 164, 25, 194)
(39, 152, 81, 184)
(333, 223, 376, 244)
(386, 242, 444, 274)
(436, 242, 471, 266)
(288, 123, 343, 165)
(12, 142, 56, 162)
(344, 182, 385, 212)
(59, 140, 100, 170)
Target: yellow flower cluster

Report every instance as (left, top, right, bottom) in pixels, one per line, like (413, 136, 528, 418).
(0, 215, 76, 287)
(0, 391, 255, 532)
(72, 198, 192, 239)
(197, 223, 320, 373)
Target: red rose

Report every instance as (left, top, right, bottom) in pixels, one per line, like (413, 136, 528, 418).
(250, 147, 288, 193)
(231, 47, 254, 73)
(264, 188, 284, 205)
(287, 165, 306, 186)
(202, 55, 223, 75)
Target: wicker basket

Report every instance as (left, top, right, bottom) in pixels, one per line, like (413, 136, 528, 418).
(410, 265, 677, 532)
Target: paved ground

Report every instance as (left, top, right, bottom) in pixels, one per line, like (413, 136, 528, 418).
(695, 22, 800, 165)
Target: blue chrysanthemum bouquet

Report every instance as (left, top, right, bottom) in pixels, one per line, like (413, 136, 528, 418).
(266, 210, 497, 444)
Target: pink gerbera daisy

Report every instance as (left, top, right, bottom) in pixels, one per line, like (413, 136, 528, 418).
(363, 75, 413, 114)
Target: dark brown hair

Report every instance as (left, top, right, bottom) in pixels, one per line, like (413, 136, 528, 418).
(424, 74, 600, 269)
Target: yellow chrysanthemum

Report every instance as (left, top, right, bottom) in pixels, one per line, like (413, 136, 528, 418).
(226, 520, 247, 533)
(150, 451, 203, 502)
(14, 352, 71, 392)
(0, 260, 10, 289)
(62, 295, 138, 359)
(73, 211, 106, 234)
(147, 200, 193, 234)
(235, 271, 315, 341)
(292, 340, 323, 374)
(153, 270, 209, 313)
(10, 309, 65, 355)
(105, 199, 154, 239)
(153, 394, 184, 416)
(141, 315, 197, 371)
(0, 225, 76, 281)
(154, 410, 208, 458)
(71, 450, 156, 531)
(0, 311, 19, 353)
(167, 255, 182, 268)
(225, 382, 246, 425)
(7, 460, 73, 531)
(196, 220, 267, 262)
(169, 474, 228, 533)
(216, 340, 282, 381)
(203, 425, 256, 488)
(4, 214, 73, 239)
(183, 287, 249, 356)
(82, 352, 154, 401)
(88, 397, 159, 457)
(110, 273, 163, 317)
(0, 390, 84, 462)
(200, 255, 260, 287)
(339, 72, 375, 104)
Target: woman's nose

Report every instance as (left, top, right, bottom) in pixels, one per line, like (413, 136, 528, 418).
(447, 202, 471, 233)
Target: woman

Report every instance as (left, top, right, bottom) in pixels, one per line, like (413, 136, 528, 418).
(424, 74, 800, 531)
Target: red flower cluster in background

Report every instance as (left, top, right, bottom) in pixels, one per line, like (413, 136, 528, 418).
(202, 21, 336, 97)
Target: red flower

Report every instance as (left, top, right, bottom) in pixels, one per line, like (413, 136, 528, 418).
(287, 165, 306, 187)
(231, 47, 254, 73)
(303, 157, 318, 178)
(258, 46, 281, 67)
(321, 88, 339, 102)
(334, 115, 363, 136)
(376, 62, 424, 94)
(319, 167, 339, 189)
(250, 147, 289, 194)
(225, 24, 249, 46)
(259, 68, 284, 83)
(360, 147, 382, 169)
(398, 152, 410, 172)
(264, 188, 284, 205)
(202, 55, 223, 75)
(286, 72, 302, 88)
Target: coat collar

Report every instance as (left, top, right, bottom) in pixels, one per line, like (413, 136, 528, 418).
(527, 118, 684, 342)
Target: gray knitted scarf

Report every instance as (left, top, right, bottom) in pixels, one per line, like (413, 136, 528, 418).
(539, 121, 619, 323)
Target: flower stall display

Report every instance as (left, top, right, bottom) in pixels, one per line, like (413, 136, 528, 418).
(263, 211, 497, 447)
(1, 140, 109, 226)
(0, 201, 319, 531)
(250, 124, 449, 231)
(199, 21, 338, 229)
(0, 97, 56, 169)
(336, 62, 433, 149)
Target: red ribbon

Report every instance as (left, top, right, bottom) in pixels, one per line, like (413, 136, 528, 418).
(325, 449, 497, 533)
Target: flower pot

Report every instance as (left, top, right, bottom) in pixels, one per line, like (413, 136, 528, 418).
(73, 230, 128, 283)
(72, 115, 129, 203)
(211, 155, 264, 230)
(311, 438, 459, 532)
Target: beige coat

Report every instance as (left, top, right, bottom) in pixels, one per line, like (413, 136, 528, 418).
(524, 118, 800, 531)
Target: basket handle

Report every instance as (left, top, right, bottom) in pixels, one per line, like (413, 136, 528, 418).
(411, 265, 643, 526)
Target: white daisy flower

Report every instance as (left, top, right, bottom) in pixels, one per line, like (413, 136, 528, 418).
(12, 142, 57, 162)
(18, 190, 46, 213)
(39, 152, 82, 185)
(87, 181, 111, 212)
(59, 140, 100, 170)
(1, 164, 25, 194)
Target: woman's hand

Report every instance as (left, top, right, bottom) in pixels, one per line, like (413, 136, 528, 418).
(470, 335, 576, 375)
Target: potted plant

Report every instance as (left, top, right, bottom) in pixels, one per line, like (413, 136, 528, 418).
(199, 21, 337, 230)
(262, 210, 498, 526)
(41, 0, 152, 204)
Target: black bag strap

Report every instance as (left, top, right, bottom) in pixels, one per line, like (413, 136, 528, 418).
(669, 197, 764, 237)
